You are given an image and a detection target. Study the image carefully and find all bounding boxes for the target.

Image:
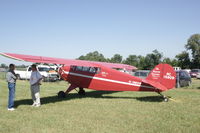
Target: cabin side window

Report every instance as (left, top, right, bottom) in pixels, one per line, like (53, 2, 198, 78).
(70, 66, 100, 74)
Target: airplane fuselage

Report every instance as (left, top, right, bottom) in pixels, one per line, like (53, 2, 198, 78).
(59, 65, 155, 92)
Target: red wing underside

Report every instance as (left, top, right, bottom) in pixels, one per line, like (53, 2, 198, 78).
(0, 53, 137, 70)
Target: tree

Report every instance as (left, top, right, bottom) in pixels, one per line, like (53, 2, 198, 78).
(137, 55, 146, 70)
(185, 34, 200, 68)
(163, 57, 172, 64)
(123, 55, 139, 67)
(143, 50, 163, 70)
(78, 51, 107, 62)
(175, 51, 191, 69)
(162, 57, 178, 67)
(110, 54, 123, 63)
(0, 63, 7, 68)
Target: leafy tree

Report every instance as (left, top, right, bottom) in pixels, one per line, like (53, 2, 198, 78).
(185, 34, 200, 68)
(137, 55, 146, 69)
(170, 59, 179, 67)
(162, 57, 178, 67)
(175, 51, 190, 69)
(143, 50, 163, 70)
(162, 57, 172, 64)
(123, 55, 139, 67)
(78, 51, 107, 62)
(0, 63, 7, 68)
(110, 54, 123, 63)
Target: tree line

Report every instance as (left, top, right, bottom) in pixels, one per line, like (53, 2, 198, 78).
(1, 34, 200, 70)
(78, 34, 200, 70)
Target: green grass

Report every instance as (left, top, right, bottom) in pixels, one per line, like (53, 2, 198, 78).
(0, 75, 200, 133)
(0, 72, 6, 80)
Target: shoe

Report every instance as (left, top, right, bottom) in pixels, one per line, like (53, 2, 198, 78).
(8, 108, 15, 111)
(31, 103, 37, 106)
(35, 104, 41, 107)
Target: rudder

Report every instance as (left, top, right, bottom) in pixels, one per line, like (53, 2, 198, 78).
(146, 64, 176, 90)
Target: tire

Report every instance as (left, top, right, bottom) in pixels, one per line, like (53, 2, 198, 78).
(78, 88, 85, 96)
(58, 91, 66, 98)
(164, 98, 169, 102)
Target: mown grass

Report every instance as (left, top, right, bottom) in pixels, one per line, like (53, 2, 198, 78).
(0, 73, 200, 133)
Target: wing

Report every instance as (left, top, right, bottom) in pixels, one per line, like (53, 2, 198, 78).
(0, 53, 137, 70)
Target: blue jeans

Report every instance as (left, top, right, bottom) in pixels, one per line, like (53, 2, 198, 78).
(8, 83, 16, 108)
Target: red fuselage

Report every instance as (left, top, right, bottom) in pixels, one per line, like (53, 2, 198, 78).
(59, 65, 155, 92)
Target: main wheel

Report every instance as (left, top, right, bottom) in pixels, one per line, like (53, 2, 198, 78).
(58, 91, 66, 98)
(78, 88, 85, 96)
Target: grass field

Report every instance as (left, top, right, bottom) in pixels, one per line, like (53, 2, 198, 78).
(0, 72, 200, 133)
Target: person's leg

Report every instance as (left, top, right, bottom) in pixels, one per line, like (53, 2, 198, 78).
(34, 85, 41, 106)
(8, 83, 15, 109)
(31, 85, 36, 105)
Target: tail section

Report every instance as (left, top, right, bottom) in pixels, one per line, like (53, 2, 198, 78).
(145, 64, 176, 91)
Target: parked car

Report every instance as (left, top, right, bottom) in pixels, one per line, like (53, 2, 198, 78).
(176, 70, 191, 88)
(190, 69, 200, 78)
(182, 69, 191, 74)
(133, 70, 150, 79)
(15, 65, 59, 82)
(197, 73, 200, 79)
(173, 67, 181, 71)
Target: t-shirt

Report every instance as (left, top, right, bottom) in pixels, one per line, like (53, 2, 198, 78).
(6, 71, 17, 83)
(30, 71, 43, 85)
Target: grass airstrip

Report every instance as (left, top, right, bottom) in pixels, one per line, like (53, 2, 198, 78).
(0, 72, 200, 133)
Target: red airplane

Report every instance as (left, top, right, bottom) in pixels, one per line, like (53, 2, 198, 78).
(1, 53, 176, 102)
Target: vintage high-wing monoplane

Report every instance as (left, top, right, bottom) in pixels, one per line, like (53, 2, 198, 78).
(1, 53, 176, 101)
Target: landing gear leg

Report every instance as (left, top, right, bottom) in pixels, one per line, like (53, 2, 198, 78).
(58, 84, 77, 98)
(78, 88, 85, 96)
(157, 92, 169, 102)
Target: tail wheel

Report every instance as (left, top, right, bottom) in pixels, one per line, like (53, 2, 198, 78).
(163, 96, 169, 102)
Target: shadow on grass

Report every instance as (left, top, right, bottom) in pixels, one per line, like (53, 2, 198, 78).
(135, 96, 164, 102)
(15, 91, 164, 108)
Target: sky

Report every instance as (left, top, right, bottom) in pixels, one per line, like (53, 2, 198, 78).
(0, 0, 200, 65)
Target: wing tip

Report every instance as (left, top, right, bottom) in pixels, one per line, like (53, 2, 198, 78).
(0, 52, 25, 61)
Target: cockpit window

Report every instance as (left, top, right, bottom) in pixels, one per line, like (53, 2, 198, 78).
(71, 66, 100, 74)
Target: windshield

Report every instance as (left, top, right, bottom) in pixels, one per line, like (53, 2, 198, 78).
(38, 67, 50, 72)
(191, 69, 199, 72)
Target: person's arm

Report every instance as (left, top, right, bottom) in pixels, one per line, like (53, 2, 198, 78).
(11, 73, 17, 80)
(6, 72, 11, 82)
(35, 72, 43, 85)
